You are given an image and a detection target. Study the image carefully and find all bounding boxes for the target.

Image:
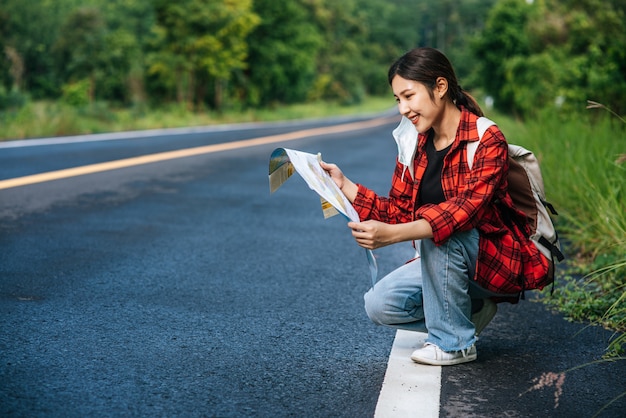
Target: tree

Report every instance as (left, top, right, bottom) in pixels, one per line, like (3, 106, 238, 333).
(99, 0, 157, 105)
(353, 0, 417, 97)
(471, 0, 533, 113)
(0, 0, 94, 99)
(304, 0, 369, 104)
(150, 0, 259, 110)
(475, 0, 626, 117)
(347, 0, 498, 98)
(53, 7, 107, 103)
(245, 0, 323, 106)
(549, 0, 626, 115)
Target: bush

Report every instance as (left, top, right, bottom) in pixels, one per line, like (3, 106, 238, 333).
(61, 79, 91, 107)
(0, 85, 28, 110)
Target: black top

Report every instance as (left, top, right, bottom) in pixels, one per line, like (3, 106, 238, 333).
(419, 132, 451, 205)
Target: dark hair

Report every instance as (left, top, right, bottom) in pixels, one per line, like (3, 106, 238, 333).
(388, 47, 483, 117)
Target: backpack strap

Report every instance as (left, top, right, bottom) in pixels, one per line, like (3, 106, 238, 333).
(467, 116, 496, 170)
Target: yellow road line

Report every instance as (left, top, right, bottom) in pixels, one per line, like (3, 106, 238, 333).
(0, 116, 397, 190)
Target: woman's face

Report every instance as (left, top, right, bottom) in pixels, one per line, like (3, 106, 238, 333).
(391, 75, 441, 133)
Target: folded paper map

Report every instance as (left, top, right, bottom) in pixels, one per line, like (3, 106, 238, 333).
(269, 148, 378, 287)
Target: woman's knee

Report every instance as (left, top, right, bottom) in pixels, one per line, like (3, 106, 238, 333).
(363, 282, 423, 326)
(362, 260, 423, 326)
(363, 287, 389, 325)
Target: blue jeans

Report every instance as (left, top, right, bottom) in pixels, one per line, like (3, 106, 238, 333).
(364, 229, 480, 352)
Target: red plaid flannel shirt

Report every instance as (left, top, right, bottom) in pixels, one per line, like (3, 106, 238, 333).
(353, 108, 550, 296)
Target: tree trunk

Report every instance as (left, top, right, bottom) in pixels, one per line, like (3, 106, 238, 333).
(89, 72, 96, 103)
(187, 71, 195, 111)
(176, 68, 184, 104)
(214, 78, 223, 111)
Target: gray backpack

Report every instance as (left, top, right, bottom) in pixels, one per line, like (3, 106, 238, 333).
(467, 117, 565, 289)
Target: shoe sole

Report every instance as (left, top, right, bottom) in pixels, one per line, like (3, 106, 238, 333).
(411, 352, 477, 366)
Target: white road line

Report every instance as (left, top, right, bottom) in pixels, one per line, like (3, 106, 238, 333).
(375, 330, 441, 418)
(0, 109, 399, 148)
(0, 121, 305, 148)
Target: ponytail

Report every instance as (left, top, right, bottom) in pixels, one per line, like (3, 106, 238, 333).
(455, 86, 484, 117)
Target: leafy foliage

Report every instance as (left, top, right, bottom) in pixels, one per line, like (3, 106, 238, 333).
(246, 0, 322, 106)
(472, 0, 626, 116)
(0, 0, 497, 109)
(53, 7, 107, 103)
(149, 0, 259, 109)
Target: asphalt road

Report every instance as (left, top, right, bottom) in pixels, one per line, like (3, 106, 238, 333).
(1, 114, 624, 417)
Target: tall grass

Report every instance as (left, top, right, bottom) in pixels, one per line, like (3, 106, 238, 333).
(0, 97, 393, 141)
(497, 105, 624, 415)
(495, 106, 626, 356)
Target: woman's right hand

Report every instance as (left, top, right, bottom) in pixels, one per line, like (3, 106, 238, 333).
(319, 160, 345, 189)
(319, 160, 358, 202)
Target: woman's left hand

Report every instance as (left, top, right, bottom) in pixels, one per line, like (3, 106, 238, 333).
(347, 220, 396, 250)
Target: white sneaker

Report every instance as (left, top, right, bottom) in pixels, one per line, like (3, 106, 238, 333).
(472, 298, 497, 335)
(411, 343, 477, 366)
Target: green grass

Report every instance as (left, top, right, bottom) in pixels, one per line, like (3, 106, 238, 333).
(492, 107, 626, 356)
(0, 97, 394, 141)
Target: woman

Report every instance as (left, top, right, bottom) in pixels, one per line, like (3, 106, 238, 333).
(320, 47, 549, 366)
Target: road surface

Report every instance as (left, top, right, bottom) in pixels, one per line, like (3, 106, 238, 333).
(1, 114, 623, 417)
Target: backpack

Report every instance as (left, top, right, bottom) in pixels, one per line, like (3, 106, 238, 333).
(467, 117, 565, 292)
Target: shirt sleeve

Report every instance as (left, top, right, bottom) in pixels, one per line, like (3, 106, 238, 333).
(416, 127, 508, 244)
(352, 159, 416, 224)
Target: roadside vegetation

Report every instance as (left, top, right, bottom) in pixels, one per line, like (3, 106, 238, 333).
(0, 96, 393, 140)
(1, 0, 624, 356)
(494, 105, 625, 357)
